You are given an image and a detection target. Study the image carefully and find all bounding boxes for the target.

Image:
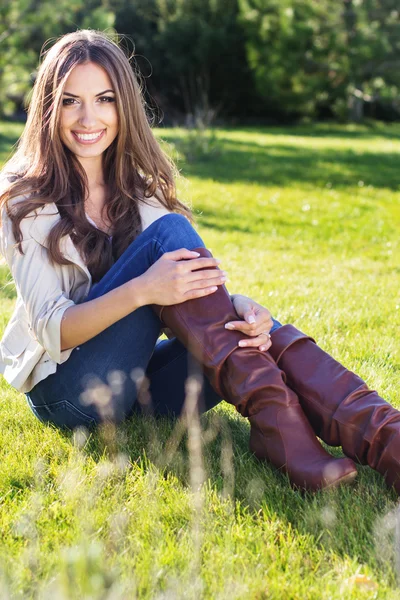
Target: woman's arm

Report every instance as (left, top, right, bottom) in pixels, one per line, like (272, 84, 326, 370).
(62, 248, 224, 350)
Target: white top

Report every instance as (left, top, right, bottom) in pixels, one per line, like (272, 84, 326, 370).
(85, 212, 113, 239)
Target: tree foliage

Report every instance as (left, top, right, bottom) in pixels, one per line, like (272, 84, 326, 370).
(0, 0, 114, 116)
(238, 0, 400, 121)
(114, 0, 253, 124)
(1, 0, 400, 122)
(238, 0, 345, 118)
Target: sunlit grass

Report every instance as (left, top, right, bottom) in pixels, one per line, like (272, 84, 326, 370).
(0, 121, 399, 598)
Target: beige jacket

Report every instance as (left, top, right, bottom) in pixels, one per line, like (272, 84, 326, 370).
(0, 196, 171, 393)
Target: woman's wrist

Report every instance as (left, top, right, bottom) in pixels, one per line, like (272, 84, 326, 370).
(124, 276, 149, 310)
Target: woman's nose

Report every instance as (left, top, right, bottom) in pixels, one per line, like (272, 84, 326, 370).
(78, 104, 97, 128)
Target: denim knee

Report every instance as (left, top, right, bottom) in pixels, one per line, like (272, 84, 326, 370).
(150, 213, 205, 252)
(271, 318, 282, 332)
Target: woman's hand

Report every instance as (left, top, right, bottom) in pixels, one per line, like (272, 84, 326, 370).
(226, 294, 273, 351)
(138, 248, 227, 306)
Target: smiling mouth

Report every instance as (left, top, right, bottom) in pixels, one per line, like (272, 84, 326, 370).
(72, 130, 106, 144)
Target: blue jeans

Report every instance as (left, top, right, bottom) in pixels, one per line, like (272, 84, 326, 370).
(25, 214, 282, 430)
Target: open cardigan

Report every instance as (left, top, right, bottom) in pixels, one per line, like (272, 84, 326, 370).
(0, 195, 171, 392)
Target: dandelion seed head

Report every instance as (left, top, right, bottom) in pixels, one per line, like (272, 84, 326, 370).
(80, 375, 113, 419)
(114, 452, 130, 473)
(246, 477, 266, 506)
(320, 505, 336, 528)
(73, 425, 89, 449)
(107, 369, 127, 395)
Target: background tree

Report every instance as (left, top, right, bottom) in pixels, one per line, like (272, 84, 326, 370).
(341, 0, 400, 121)
(237, 0, 346, 120)
(238, 0, 400, 121)
(114, 0, 255, 125)
(1, 0, 400, 123)
(0, 0, 114, 117)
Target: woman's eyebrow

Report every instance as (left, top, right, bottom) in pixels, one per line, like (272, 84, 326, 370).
(63, 89, 115, 97)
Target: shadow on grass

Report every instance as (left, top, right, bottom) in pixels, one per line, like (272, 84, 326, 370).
(194, 202, 377, 238)
(222, 122, 400, 141)
(164, 134, 400, 191)
(0, 131, 19, 148)
(0, 132, 19, 164)
(2, 123, 400, 191)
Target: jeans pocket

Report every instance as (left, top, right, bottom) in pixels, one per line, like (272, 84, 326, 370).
(25, 393, 47, 424)
(26, 394, 96, 431)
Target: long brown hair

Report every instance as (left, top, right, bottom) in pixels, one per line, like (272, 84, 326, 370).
(0, 30, 192, 282)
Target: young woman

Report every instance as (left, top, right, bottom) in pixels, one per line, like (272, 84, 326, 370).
(0, 30, 398, 495)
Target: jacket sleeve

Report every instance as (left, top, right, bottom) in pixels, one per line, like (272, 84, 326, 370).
(0, 208, 76, 364)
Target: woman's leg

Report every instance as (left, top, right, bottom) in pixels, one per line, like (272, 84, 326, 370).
(25, 214, 210, 430)
(268, 325, 400, 494)
(131, 337, 222, 417)
(24, 215, 356, 491)
(151, 247, 357, 491)
(142, 317, 283, 419)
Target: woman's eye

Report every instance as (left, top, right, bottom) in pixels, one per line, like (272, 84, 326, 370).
(61, 96, 115, 106)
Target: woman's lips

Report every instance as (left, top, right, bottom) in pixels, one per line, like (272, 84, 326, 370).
(71, 129, 106, 145)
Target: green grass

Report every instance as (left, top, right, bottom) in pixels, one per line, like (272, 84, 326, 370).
(1, 120, 400, 598)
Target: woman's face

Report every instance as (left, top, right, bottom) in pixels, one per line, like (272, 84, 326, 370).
(59, 61, 119, 167)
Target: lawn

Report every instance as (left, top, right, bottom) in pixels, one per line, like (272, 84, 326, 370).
(0, 120, 399, 599)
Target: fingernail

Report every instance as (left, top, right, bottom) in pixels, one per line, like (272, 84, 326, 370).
(225, 323, 234, 329)
(238, 341, 246, 347)
(191, 251, 200, 256)
(248, 315, 256, 324)
(260, 345, 266, 351)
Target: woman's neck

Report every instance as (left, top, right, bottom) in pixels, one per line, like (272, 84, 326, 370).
(78, 156, 105, 190)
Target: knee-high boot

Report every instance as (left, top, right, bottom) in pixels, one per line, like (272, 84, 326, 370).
(269, 324, 400, 493)
(153, 248, 357, 491)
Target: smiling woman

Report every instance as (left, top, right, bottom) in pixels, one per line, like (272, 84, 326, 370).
(1, 30, 400, 498)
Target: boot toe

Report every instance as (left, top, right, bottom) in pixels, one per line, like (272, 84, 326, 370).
(320, 458, 358, 490)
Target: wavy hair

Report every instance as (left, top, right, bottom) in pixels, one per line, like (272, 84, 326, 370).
(0, 29, 192, 282)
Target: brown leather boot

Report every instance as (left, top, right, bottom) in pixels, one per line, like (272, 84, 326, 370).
(269, 324, 400, 494)
(153, 248, 357, 491)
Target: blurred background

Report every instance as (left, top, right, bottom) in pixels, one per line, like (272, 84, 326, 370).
(1, 0, 400, 126)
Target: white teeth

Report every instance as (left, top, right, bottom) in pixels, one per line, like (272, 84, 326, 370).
(75, 131, 103, 141)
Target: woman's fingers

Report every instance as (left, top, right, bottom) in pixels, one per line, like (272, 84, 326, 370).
(183, 273, 226, 298)
(237, 332, 272, 352)
(162, 250, 221, 269)
(183, 285, 219, 300)
(187, 270, 227, 285)
(162, 248, 202, 261)
(225, 318, 273, 336)
(182, 256, 222, 271)
(180, 254, 227, 290)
